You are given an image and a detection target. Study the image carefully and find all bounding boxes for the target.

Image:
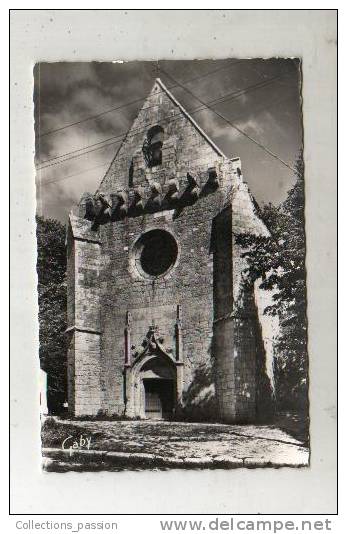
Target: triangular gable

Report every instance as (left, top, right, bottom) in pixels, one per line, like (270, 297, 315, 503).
(90, 77, 269, 240)
(97, 78, 226, 194)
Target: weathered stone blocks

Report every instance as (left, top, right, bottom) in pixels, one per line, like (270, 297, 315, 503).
(66, 78, 271, 422)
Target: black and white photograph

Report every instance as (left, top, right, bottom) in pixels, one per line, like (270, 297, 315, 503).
(35, 58, 310, 472)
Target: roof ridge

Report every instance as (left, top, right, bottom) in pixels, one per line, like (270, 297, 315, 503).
(155, 78, 227, 159)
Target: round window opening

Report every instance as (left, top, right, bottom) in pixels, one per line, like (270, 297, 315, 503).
(134, 229, 178, 278)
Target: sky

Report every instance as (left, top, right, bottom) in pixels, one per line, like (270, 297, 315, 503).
(34, 59, 303, 223)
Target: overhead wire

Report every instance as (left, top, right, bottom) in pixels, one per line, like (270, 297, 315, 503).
(159, 66, 296, 172)
(37, 61, 242, 138)
(38, 65, 297, 189)
(37, 72, 287, 171)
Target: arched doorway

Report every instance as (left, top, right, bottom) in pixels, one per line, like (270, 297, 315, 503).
(123, 323, 183, 419)
(139, 355, 176, 420)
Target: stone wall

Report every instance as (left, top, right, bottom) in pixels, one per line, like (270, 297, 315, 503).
(97, 191, 224, 416)
(66, 78, 272, 421)
(66, 217, 102, 415)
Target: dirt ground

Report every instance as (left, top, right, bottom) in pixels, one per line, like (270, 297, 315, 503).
(42, 417, 309, 471)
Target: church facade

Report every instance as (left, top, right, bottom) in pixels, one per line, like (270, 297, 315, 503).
(66, 78, 272, 422)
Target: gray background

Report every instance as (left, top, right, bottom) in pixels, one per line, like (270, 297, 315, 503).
(10, 9, 337, 514)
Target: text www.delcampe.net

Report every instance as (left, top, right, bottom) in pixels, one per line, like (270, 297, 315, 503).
(159, 518, 333, 533)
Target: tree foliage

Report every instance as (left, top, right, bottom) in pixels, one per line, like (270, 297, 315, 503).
(236, 153, 308, 411)
(36, 216, 67, 413)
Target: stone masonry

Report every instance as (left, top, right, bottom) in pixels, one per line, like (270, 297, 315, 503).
(66, 78, 271, 422)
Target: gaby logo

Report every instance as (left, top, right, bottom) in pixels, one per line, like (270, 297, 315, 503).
(62, 435, 92, 456)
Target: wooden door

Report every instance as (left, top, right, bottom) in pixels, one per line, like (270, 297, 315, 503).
(145, 390, 162, 419)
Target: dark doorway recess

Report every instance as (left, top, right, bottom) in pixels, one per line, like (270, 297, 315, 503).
(144, 378, 174, 419)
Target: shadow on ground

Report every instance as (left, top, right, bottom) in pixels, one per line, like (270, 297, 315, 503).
(41, 417, 309, 472)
